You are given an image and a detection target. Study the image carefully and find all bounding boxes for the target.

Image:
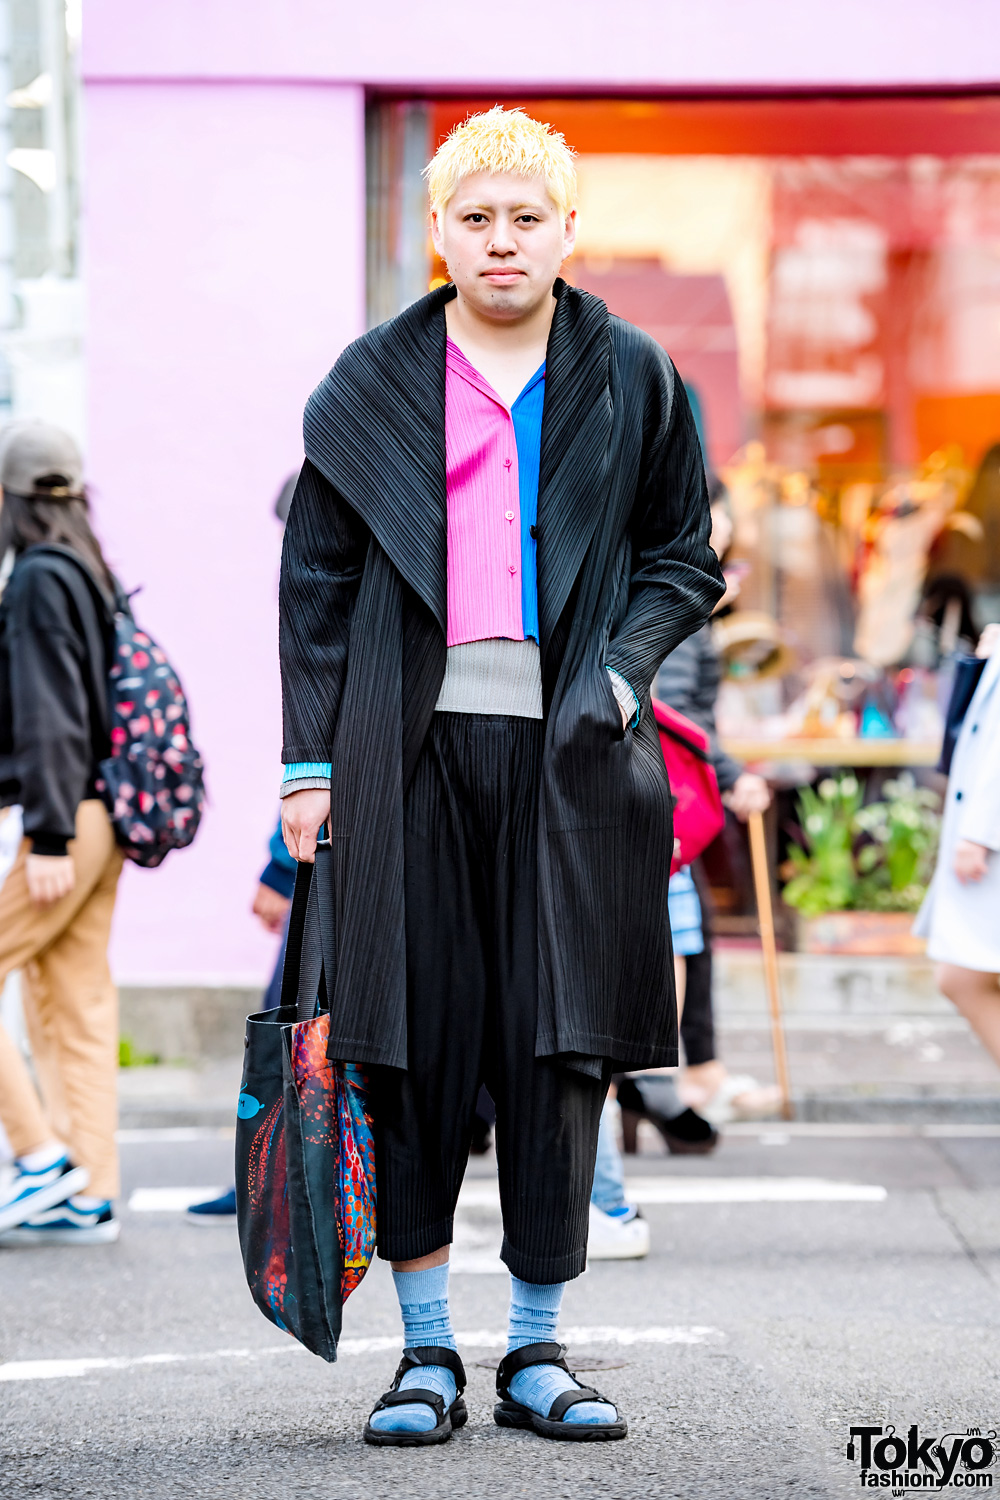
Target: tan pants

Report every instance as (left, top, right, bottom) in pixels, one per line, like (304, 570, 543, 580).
(0, 800, 124, 1199)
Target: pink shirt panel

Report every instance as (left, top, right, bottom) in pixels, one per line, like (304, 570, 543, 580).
(444, 339, 524, 648)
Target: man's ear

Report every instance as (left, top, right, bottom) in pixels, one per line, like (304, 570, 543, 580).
(430, 208, 445, 259)
(562, 207, 577, 260)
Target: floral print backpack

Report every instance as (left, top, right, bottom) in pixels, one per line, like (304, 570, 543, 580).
(33, 546, 205, 868)
(94, 599, 206, 867)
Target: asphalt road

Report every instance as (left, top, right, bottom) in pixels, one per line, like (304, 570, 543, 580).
(2, 1127, 999, 1500)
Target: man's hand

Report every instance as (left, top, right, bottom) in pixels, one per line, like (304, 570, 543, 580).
(26, 853, 75, 907)
(955, 839, 990, 883)
(723, 772, 771, 822)
(252, 882, 291, 934)
(281, 789, 331, 864)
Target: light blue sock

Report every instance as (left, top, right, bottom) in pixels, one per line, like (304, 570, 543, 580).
(506, 1276, 617, 1427)
(368, 1263, 458, 1435)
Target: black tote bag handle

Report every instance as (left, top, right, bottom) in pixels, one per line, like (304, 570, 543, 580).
(279, 843, 329, 1022)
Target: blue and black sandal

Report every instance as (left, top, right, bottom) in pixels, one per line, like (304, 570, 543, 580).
(494, 1341, 628, 1442)
(363, 1346, 468, 1447)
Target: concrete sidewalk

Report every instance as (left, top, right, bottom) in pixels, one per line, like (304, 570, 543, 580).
(114, 947, 1000, 1128)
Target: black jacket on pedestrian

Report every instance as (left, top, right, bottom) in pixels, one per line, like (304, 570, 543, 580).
(0, 547, 112, 854)
(279, 281, 725, 1072)
(653, 623, 742, 793)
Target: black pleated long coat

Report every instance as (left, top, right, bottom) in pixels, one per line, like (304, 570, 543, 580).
(279, 281, 725, 1073)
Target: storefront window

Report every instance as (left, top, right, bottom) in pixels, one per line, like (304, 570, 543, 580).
(367, 95, 1000, 744)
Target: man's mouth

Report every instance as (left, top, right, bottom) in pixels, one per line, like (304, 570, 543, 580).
(481, 269, 524, 282)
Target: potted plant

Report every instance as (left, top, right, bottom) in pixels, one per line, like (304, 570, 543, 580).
(781, 773, 941, 954)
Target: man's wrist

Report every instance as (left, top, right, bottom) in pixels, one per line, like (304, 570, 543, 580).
(605, 666, 640, 727)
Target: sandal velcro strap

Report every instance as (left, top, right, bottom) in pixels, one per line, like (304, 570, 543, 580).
(400, 1345, 467, 1394)
(374, 1387, 446, 1418)
(547, 1386, 607, 1422)
(496, 1341, 569, 1398)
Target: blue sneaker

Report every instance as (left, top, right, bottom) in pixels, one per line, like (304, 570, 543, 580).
(0, 1155, 90, 1233)
(0, 1197, 119, 1245)
(186, 1186, 237, 1222)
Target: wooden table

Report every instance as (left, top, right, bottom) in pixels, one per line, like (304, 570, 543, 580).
(719, 737, 941, 768)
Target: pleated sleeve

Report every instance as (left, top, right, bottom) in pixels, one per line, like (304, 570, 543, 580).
(604, 346, 726, 717)
(279, 458, 370, 764)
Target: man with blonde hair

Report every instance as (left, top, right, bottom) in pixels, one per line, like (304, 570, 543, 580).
(280, 107, 723, 1445)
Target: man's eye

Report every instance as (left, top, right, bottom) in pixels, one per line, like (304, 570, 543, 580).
(466, 214, 487, 224)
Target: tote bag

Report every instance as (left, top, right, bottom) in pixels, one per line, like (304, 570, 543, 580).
(652, 698, 726, 875)
(235, 850, 375, 1362)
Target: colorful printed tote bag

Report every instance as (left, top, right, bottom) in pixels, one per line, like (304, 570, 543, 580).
(235, 853, 375, 1362)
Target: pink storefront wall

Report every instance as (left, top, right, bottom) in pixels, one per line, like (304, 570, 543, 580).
(85, 0, 999, 88)
(84, 81, 365, 981)
(83, 4, 996, 982)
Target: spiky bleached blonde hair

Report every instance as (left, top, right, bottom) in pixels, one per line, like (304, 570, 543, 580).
(424, 107, 577, 218)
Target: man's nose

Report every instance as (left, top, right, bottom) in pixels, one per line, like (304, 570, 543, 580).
(487, 225, 518, 254)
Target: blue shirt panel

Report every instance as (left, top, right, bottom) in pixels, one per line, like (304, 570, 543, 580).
(511, 362, 545, 644)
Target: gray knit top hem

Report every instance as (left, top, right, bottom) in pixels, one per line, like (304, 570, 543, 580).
(434, 638, 544, 719)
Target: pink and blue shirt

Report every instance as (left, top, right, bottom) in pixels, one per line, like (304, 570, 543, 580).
(282, 338, 638, 788)
(283, 343, 548, 787)
(444, 338, 544, 646)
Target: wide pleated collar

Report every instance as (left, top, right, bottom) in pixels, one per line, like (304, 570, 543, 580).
(303, 279, 613, 643)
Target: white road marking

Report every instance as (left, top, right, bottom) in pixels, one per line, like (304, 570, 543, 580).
(457, 1176, 887, 1207)
(0, 1326, 724, 1382)
(625, 1176, 887, 1204)
(450, 1249, 507, 1274)
(117, 1128, 234, 1144)
(127, 1176, 887, 1216)
(724, 1122, 1000, 1139)
(128, 1187, 225, 1212)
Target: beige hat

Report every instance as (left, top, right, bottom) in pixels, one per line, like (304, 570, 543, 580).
(0, 419, 84, 498)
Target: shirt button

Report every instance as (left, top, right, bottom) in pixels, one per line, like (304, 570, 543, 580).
(955, 790, 963, 800)
(504, 510, 515, 520)
(509, 565, 517, 575)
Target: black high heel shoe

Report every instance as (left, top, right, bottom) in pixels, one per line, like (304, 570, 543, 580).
(617, 1076, 719, 1156)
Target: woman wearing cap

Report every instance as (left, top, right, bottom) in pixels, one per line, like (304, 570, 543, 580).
(0, 420, 124, 1245)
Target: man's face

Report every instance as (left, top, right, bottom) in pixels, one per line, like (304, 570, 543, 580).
(431, 172, 576, 323)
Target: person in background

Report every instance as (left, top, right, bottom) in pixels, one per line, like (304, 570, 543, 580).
(253, 820, 297, 1009)
(188, 471, 300, 1223)
(910, 573, 978, 669)
(0, 421, 123, 1245)
(915, 622, 1000, 1066)
(587, 1091, 650, 1258)
(616, 867, 719, 1152)
(186, 818, 296, 1223)
(619, 486, 775, 1150)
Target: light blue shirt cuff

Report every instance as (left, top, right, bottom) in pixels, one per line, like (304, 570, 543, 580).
(282, 762, 332, 782)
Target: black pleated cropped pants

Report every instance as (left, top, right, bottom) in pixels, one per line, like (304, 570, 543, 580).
(371, 712, 609, 1284)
